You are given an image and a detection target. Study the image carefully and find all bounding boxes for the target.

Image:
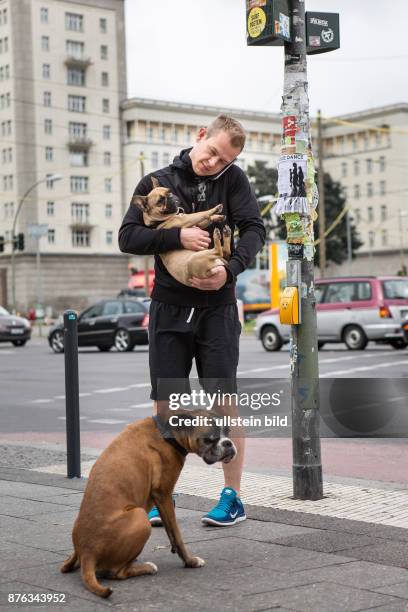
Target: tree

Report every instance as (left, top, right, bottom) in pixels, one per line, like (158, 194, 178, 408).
(246, 160, 278, 199)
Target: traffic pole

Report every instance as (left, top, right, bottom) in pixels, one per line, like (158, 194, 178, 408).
(63, 310, 81, 478)
(317, 110, 326, 278)
(277, 0, 323, 499)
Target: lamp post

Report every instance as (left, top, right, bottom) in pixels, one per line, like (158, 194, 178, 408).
(11, 174, 62, 313)
(138, 152, 150, 297)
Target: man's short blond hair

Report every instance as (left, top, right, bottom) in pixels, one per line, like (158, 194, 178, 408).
(206, 114, 246, 151)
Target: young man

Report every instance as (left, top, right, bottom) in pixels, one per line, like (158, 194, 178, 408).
(119, 115, 265, 526)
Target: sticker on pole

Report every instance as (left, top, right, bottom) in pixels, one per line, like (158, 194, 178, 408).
(247, 7, 267, 38)
(275, 154, 309, 215)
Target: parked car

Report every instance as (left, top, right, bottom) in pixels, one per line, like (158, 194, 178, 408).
(117, 288, 147, 299)
(0, 306, 31, 346)
(255, 276, 408, 351)
(48, 298, 150, 354)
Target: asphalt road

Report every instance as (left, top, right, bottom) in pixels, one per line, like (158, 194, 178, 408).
(1, 334, 408, 485)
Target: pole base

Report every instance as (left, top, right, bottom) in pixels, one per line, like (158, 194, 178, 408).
(293, 465, 323, 500)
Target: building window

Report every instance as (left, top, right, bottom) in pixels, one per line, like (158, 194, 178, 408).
(72, 229, 90, 247)
(69, 122, 87, 138)
(71, 202, 89, 222)
(366, 159, 372, 174)
(67, 68, 85, 86)
(102, 98, 110, 113)
(101, 72, 109, 86)
(2, 147, 12, 163)
(45, 146, 53, 161)
(44, 119, 52, 134)
(0, 65, 10, 80)
(66, 40, 84, 59)
(381, 229, 388, 246)
(100, 45, 108, 60)
(106, 231, 113, 245)
(146, 126, 153, 142)
(369, 231, 375, 248)
(159, 126, 166, 142)
(376, 131, 382, 146)
(103, 125, 111, 140)
(151, 152, 158, 168)
(380, 180, 386, 196)
(341, 162, 347, 178)
(105, 204, 112, 218)
(354, 185, 360, 199)
(1, 120, 11, 136)
(367, 206, 374, 222)
(103, 152, 111, 166)
(162, 152, 170, 165)
(379, 156, 386, 172)
(100, 18, 107, 33)
(43, 91, 51, 106)
(70, 150, 88, 166)
(40, 7, 48, 24)
(48, 229, 55, 244)
(41, 36, 49, 51)
(352, 135, 357, 151)
(70, 176, 89, 193)
(47, 201, 54, 217)
(65, 12, 84, 32)
(363, 133, 369, 150)
(105, 178, 112, 193)
(42, 63, 50, 79)
(68, 95, 86, 112)
(381, 205, 387, 221)
(367, 182, 373, 198)
(3, 175, 13, 190)
(354, 208, 361, 223)
(353, 160, 359, 176)
(46, 174, 56, 189)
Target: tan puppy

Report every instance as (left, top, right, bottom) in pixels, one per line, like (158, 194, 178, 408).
(132, 177, 232, 286)
(61, 410, 236, 598)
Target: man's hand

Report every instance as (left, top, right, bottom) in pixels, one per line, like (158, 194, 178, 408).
(189, 266, 227, 291)
(180, 227, 211, 251)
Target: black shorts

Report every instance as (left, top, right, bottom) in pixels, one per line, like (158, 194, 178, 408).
(148, 300, 241, 401)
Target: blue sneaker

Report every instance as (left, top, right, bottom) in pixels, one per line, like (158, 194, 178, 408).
(148, 494, 177, 526)
(201, 487, 246, 526)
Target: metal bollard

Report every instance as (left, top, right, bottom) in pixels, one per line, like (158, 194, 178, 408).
(63, 310, 81, 478)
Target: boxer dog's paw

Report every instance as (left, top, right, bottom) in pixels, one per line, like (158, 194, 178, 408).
(185, 556, 205, 568)
(145, 562, 158, 574)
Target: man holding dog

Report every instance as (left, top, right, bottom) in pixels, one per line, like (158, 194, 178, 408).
(119, 115, 265, 526)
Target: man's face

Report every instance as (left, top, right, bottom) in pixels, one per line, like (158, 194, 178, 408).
(189, 128, 242, 177)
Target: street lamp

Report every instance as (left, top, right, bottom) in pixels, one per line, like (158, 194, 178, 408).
(11, 174, 62, 313)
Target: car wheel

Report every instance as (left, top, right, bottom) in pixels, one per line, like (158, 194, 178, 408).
(50, 330, 64, 353)
(343, 325, 368, 350)
(114, 328, 134, 352)
(318, 342, 325, 350)
(97, 345, 112, 352)
(12, 340, 27, 347)
(261, 325, 283, 351)
(389, 339, 408, 350)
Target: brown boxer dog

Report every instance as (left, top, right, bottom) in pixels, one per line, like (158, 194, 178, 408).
(131, 176, 232, 286)
(61, 410, 236, 598)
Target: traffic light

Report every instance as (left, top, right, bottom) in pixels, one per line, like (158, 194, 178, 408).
(0, 236, 4, 253)
(13, 233, 25, 251)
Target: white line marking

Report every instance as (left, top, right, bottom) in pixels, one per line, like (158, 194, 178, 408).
(0, 350, 15, 355)
(127, 383, 151, 388)
(79, 392, 92, 397)
(31, 399, 53, 404)
(54, 395, 65, 400)
(93, 387, 128, 394)
(87, 418, 128, 425)
(129, 402, 152, 409)
(321, 359, 408, 377)
(110, 408, 133, 412)
(58, 416, 88, 421)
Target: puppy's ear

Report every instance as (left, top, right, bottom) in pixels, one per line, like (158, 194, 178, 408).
(131, 195, 148, 210)
(151, 176, 160, 189)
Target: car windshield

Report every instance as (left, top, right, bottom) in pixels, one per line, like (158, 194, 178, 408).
(382, 279, 408, 299)
(0, 306, 9, 316)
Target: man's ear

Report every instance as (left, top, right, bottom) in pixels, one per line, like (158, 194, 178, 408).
(131, 194, 148, 210)
(196, 127, 207, 142)
(151, 176, 160, 189)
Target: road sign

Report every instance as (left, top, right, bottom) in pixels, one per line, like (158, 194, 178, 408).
(246, 0, 291, 46)
(306, 12, 340, 54)
(28, 224, 48, 238)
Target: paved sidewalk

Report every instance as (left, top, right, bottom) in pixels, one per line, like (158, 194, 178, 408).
(1, 465, 408, 611)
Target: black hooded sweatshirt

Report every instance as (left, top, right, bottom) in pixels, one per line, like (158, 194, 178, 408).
(118, 148, 266, 307)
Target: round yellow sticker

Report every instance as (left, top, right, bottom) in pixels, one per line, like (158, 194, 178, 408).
(247, 7, 266, 38)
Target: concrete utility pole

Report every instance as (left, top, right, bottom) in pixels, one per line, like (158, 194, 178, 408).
(317, 110, 326, 278)
(138, 152, 150, 297)
(279, 1, 323, 499)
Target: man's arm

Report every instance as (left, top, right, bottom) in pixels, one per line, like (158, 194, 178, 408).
(118, 175, 182, 256)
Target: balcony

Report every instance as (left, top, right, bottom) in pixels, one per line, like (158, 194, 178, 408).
(64, 55, 93, 70)
(70, 216, 95, 230)
(67, 136, 93, 150)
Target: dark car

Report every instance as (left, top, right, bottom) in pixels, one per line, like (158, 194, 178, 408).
(48, 298, 150, 354)
(0, 306, 31, 346)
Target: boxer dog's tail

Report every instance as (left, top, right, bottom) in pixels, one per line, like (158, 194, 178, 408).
(81, 555, 113, 598)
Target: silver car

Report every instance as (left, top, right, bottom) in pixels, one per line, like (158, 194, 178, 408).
(255, 276, 408, 351)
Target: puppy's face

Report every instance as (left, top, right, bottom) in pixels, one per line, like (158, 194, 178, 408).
(168, 410, 237, 465)
(131, 176, 181, 224)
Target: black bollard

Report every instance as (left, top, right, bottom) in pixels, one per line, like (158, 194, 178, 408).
(63, 310, 81, 478)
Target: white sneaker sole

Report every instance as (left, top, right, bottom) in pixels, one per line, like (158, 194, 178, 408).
(201, 515, 247, 527)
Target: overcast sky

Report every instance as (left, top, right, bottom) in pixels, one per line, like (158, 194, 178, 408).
(125, 0, 408, 118)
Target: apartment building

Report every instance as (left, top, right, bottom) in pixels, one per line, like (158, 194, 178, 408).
(0, 0, 128, 311)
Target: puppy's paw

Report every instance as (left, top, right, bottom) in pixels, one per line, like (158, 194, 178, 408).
(185, 556, 205, 568)
(145, 562, 158, 574)
(210, 214, 226, 223)
(223, 225, 231, 237)
(214, 204, 223, 214)
(213, 227, 221, 240)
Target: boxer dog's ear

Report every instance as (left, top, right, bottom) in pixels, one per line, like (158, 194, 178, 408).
(151, 176, 160, 189)
(131, 194, 148, 210)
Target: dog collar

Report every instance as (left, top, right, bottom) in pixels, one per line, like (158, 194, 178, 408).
(152, 416, 188, 457)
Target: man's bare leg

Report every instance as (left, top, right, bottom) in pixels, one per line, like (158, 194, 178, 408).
(222, 436, 245, 497)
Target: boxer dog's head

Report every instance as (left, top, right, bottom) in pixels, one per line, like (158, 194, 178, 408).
(163, 410, 237, 465)
(131, 176, 182, 226)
